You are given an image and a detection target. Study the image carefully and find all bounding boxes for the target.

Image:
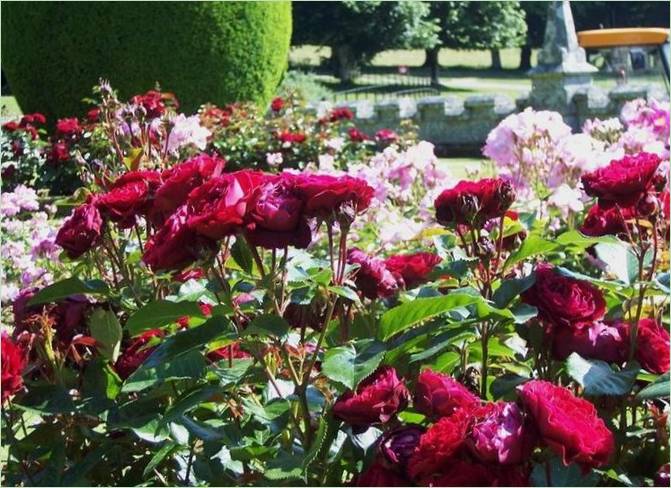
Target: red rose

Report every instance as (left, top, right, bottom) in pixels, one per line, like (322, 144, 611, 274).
(187, 170, 267, 240)
(293, 173, 374, 218)
(2, 333, 26, 403)
(2, 121, 19, 132)
(552, 320, 629, 363)
(131, 90, 178, 118)
(143, 206, 217, 271)
(87, 108, 101, 123)
(581, 152, 661, 207)
(277, 131, 306, 144)
(270, 97, 285, 112)
(407, 408, 472, 480)
(636, 318, 670, 374)
(96, 170, 162, 227)
(207, 341, 252, 362)
(56, 203, 104, 259)
(328, 107, 354, 122)
(517, 380, 615, 469)
(245, 176, 312, 249)
(580, 202, 636, 237)
(467, 402, 537, 465)
(21, 113, 46, 126)
(348, 127, 369, 142)
(379, 425, 424, 473)
(521, 263, 606, 330)
(355, 461, 409, 487)
(332, 366, 409, 427)
(414, 369, 479, 419)
(114, 329, 163, 380)
(151, 153, 225, 224)
(375, 129, 398, 143)
(347, 248, 399, 300)
(435, 178, 515, 227)
(52, 295, 90, 342)
(56, 117, 82, 137)
(384, 252, 442, 289)
(48, 141, 70, 163)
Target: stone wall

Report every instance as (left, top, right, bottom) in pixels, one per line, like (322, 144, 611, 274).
(309, 84, 667, 153)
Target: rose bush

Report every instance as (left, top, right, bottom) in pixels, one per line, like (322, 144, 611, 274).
(0, 84, 669, 487)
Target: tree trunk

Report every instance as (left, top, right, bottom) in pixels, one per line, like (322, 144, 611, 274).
(424, 46, 441, 86)
(519, 44, 532, 71)
(490, 48, 502, 70)
(331, 44, 358, 84)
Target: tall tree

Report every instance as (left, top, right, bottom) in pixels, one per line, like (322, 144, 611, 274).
(292, 1, 438, 83)
(519, 2, 547, 70)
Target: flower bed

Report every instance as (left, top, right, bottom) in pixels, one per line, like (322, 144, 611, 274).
(1, 83, 669, 487)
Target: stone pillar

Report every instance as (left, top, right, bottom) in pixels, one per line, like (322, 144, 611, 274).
(527, 0, 598, 127)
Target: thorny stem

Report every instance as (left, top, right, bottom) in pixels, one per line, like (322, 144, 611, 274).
(326, 223, 336, 277)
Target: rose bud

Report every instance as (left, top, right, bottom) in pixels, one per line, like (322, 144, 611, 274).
(347, 248, 398, 300)
(652, 172, 668, 193)
(333, 366, 409, 427)
(552, 320, 630, 363)
(580, 203, 636, 237)
(354, 460, 409, 487)
(636, 193, 660, 219)
(384, 252, 442, 289)
(517, 380, 615, 469)
(114, 329, 163, 380)
(414, 369, 479, 419)
(379, 425, 425, 472)
(477, 235, 496, 260)
(467, 402, 537, 465)
(2, 333, 27, 403)
(435, 178, 515, 227)
(521, 263, 606, 330)
(636, 318, 670, 374)
(56, 203, 104, 259)
(654, 464, 670, 487)
(581, 152, 661, 207)
(270, 97, 284, 112)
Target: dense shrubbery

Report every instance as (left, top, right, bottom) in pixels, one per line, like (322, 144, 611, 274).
(1, 2, 291, 121)
(1, 83, 670, 487)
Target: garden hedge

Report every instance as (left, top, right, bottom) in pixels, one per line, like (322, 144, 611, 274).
(1, 2, 292, 121)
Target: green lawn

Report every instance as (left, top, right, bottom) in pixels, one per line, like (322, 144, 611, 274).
(1, 95, 22, 118)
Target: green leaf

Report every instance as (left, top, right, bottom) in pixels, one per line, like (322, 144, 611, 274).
(242, 398, 291, 423)
(231, 237, 255, 274)
(28, 277, 109, 305)
(265, 451, 304, 481)
(531, 456, 599, 486)
(490, 373, 528, 400)
(17, 384, 76, 414)
(379, 292, 481, 341)
(212, 358, 254, 386)
(88, 308, 123, 361)
(566, 353, 639, 396)
(142, 443, 178, 478)
(122, 349, 207, 393)
(178, 415, 227, 442)
(242, 314, 291, 340)
(409, 325, 473, 363)
(322, 339, 386, 390)
(556, 230, 621, 248)
(503, 234, 558, 271)
(328, 285, 361, 304)
(492, 273, 536, 308)
(636, 373, 670, 400)
(594, 242, 641, 284)
(654, 272, 670, 294)
(126, 301, 205, 336)
(160, 385, 221, 426)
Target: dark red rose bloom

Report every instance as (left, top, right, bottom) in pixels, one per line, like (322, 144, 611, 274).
(414, 369, 479, 419)
(292, 173, 374, 218)
(580, 202, 637, 237)
(2, 333, 27, 403)
(348, 127, 369, 142)
(333, 366, 409, 427)
(662, 191, 670, 220)
(270, 97, 285, 112)
(131, 90, 178, 118)
(277, 131, 306, 144)
(407, 408, 472, 480)
(636, 318, 670, 374)
(187, 170, 268, 240)
(177, 301, 213, 328)
(207, 341, 252, 362)
(96, 170, 162, 227)
(56, 203, 104, 259)
(56, 117, 82, 137)
(2, 121, 19, 132)
(347, 248, 399, 300)
(654, 464, 670, 487)
(521, 263, 606, 330)
(245, 176, 312, 249)
(379, 425, 424, 473)
(581, 152, 662, 207)
(87, 108, 101, 123)
(151, 153, 225, 224)
(467, 402, 537, 465)
(435, 178, 515, 227)
(384, 252, 442, 289)
(375, 129, 398, 143)
(12, 288, 41, 332)
(552, 320, 629, 363)
(517, 380, 615, 469)
(48, 141, 70, 163)
(21, 113, 46, 126)
(114, 329, 163, 380)
(328, 107, 354, 122)
(52, 295, 90, 342)
(143, 206, 217, 271)
(420, 459, 498, 487)
(355, 461, 409, 487)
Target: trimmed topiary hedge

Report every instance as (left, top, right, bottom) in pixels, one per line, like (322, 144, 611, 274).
(1, 2, 291, 121)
